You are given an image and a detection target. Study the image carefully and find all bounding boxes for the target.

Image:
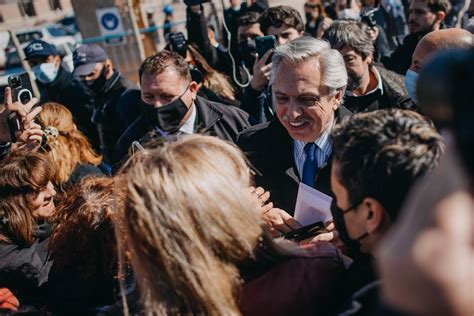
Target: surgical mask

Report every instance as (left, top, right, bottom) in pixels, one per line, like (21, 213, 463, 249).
(238, 38, 257, 70)
(338, 8, 359, 20)
(33, 62, 58, 84)
(330, 199, 369, 257)
(145, 85, 191, 133)
(85, 65, 107, 94)
(404, 69, 419, 103)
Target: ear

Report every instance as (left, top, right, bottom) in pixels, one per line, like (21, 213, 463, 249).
(362, 197, 386, 234)
(435, 11, 446, 23)
(365, 53, 373, 65)
(188, 81, 199, 100)
(331, 88, 344, 110)
(105, 59, 114, 79)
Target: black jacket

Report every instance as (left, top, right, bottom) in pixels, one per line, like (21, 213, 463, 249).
(92, 70, 139, 163)
(237, 107, 352, 215)
(343, 65, 416, 113)
(37, 65, 98, 150)
(381, 32, 423, 75)
(0, 223, 53, 307)
(186, 7, 233, 76)
(114, 96, 251, 164)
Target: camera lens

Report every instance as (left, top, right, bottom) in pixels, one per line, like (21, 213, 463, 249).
(10, 76, 21, 89)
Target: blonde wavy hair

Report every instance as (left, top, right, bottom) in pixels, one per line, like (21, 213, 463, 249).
(117, 135, 262, 315)
(38, 102, 101, 189)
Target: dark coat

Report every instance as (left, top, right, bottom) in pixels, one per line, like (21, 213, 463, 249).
(37, 65, 98, 150)
(239, 242, 347, 316)
(343, 65, 416, 113)
(381, 32, 423, 75)
(0, 223, 53, 307)
(240, 85, 274, 124)
(237, 106, 352, 215)
(114, 96, 251, 164)
(91, 70, 139, 163)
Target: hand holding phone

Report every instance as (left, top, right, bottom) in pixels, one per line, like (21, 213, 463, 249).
(1, 86, 41, 144)
(255, 35, 277, 64)
(281, 221, 329, 242)
(8, 73, 34, 105)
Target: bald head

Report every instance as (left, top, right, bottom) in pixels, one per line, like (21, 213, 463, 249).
(410, 29, 473, 72)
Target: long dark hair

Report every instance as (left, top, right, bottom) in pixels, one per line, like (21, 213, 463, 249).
(0, 151, 53, 246)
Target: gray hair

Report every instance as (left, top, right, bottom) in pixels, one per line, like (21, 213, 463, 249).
(322, 20, 374, 60)
(270, 36, 348, 96)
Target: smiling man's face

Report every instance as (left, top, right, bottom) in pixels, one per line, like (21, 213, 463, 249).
(273, 57, 342, 143)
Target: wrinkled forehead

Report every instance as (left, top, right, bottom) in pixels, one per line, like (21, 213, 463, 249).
(141, 68, 188, 93)
(273, 58, 326, 94)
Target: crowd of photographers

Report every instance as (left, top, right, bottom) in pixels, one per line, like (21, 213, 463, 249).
(0, 0, 473, 314)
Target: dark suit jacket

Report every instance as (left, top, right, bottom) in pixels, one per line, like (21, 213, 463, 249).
(114, 96, 251, 164)
(343, 65, 416, 114)
(237, 106, 352, 215)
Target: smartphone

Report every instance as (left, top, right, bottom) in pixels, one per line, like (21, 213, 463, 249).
(255, 35, 277, 63)
(281, 221, 328, 242)
(168, 32, 187, 57)
(8, 72, 34, 105)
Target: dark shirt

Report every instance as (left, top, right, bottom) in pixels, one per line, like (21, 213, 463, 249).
(91, 70, 139, 163)
(37, 65, 97, 150)
(0, 223, 53, 307)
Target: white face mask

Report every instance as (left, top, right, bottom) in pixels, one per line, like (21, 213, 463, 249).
(338, 8, 359, 20)
(405, 69, 419, 103)
(33, 62, 59, 84)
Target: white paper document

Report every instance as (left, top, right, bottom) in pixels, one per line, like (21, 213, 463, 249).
(294, 182, 333, 226)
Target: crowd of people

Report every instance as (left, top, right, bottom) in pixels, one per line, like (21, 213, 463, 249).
(0, 0, 473, 314)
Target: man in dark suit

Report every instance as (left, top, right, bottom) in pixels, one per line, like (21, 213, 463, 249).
(238, 36, 351, 220)
(115, 50, 250, 164)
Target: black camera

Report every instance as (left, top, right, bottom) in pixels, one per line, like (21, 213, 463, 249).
(168, 32, 187, 58)
(360, 8, 378, 28)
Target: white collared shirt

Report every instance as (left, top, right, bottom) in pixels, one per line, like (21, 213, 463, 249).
(293, 117, 334, 179)
(179, 104, 196, 134)
(346, 67, 384, 97)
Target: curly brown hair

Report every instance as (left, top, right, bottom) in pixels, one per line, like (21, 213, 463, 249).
(48, 177, 124, 279)
(259, 6, 305, 34)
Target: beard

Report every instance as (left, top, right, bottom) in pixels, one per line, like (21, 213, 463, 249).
(347, 72, 363, 91)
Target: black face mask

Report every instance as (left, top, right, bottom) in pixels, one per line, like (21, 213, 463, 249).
(330, 199, 369, 257)
(144, 86, 191, 133)
(85, 65, 107, 95)
(238, 39, 257, 70)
